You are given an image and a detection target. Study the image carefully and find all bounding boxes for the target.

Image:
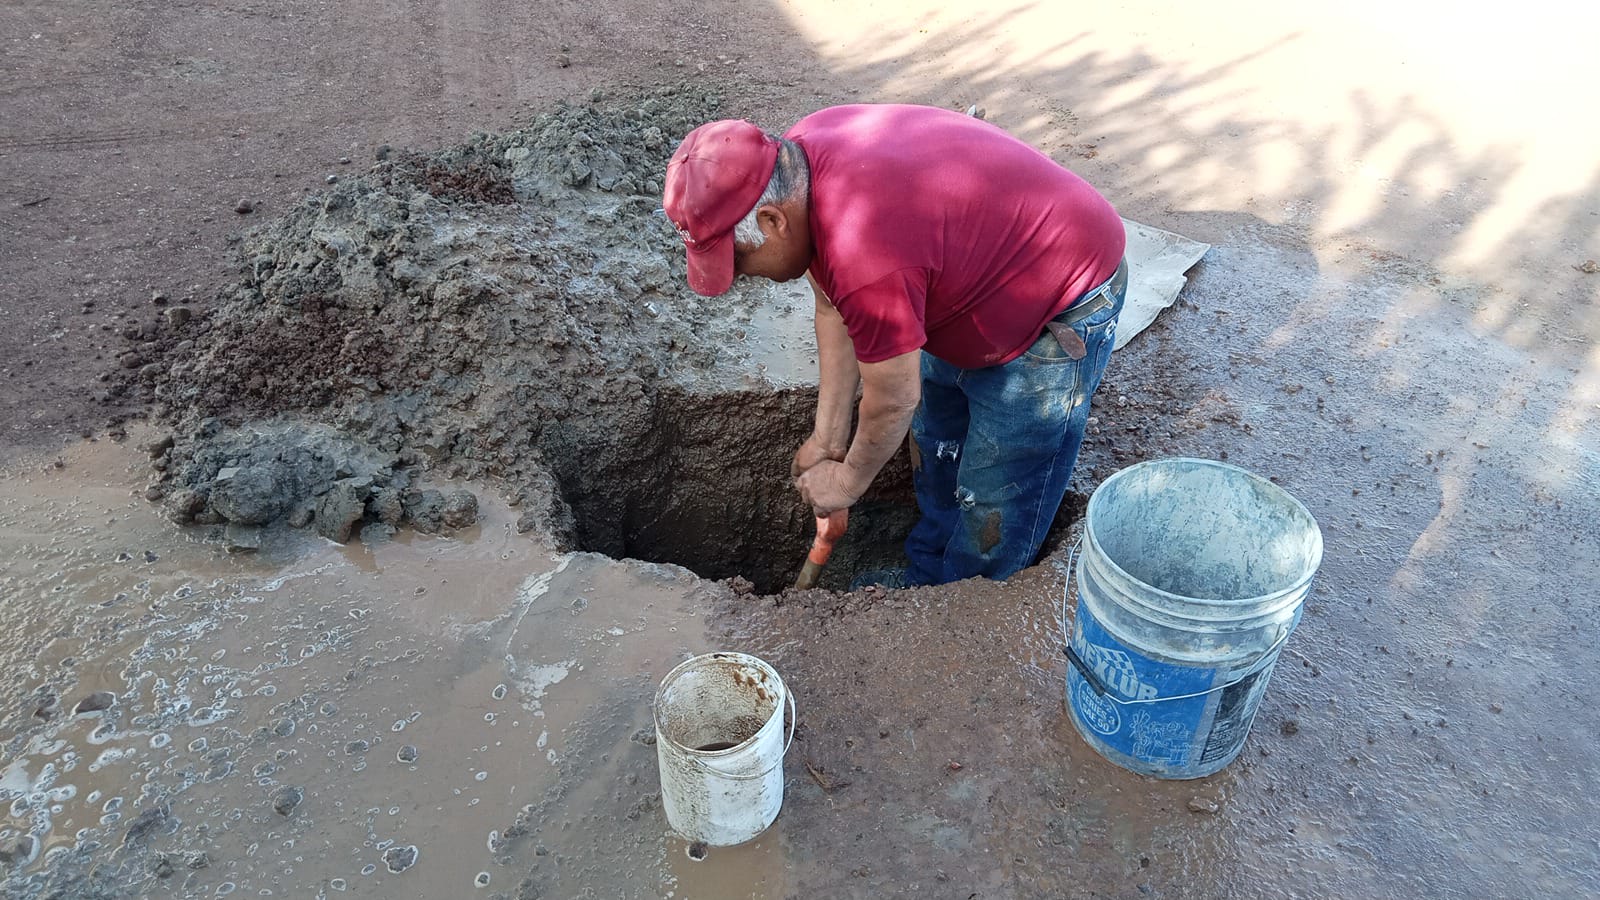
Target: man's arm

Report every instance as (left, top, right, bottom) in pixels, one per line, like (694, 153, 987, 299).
(795, 348, 921, 514)
(792, 276, 860, 475)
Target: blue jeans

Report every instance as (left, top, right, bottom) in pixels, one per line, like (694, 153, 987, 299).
(905, 267, 1125, 586)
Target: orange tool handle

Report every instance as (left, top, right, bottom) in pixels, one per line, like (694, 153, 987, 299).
(807, 509, 849, 564)
(793, 509, 849, 590)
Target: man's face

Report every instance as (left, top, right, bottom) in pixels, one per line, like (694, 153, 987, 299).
(731, 204, 812, 284)
(733, 236, 806, 283)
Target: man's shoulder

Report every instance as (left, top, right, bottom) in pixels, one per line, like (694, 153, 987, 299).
(786, 104, 966, 140)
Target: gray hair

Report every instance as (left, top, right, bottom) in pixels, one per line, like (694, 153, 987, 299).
(732, 138, 809, 247)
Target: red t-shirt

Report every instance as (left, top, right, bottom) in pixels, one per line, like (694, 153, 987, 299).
(785, 105, 1126, 368)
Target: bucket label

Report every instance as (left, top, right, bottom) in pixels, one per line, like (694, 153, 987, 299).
(1069, 604, 1228, 772)
(1199, 665, 1272, 765)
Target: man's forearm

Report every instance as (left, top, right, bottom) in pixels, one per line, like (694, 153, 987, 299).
(811, 280, 860, 451)
(843, 351, 921, 489)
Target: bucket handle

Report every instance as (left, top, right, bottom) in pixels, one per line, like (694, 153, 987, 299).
(1062, 632, 1289, 705)
(688, 686, 797, 782)
(1059, 538, 1290, 706)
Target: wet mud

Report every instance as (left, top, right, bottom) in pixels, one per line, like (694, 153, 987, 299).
(0, 437, 751, 899)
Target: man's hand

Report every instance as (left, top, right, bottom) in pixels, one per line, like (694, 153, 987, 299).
(792, 433, 847, 477)
(795, 348, 921, 516)
(794, 460, 867, 515)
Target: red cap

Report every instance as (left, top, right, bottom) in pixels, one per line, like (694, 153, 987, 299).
(663, 120, 780, 296)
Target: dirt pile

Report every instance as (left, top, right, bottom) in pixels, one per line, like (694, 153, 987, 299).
(148, 422, 478, 551)
(148, 87, 737, 442)
(134, 87, 838, 564)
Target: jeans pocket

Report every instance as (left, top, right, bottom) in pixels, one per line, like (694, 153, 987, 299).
(1022, 325, 1081, 364)
(1081, 312, 1119, 394)
(1085, 313, 1116, 351)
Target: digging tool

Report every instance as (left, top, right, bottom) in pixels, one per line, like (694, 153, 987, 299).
(792, 509, 848, 590)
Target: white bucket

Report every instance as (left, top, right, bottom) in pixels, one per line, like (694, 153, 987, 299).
(654, 652, 794, 846)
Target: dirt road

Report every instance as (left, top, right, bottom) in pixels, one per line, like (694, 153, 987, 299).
(2, 1, 1597, 898)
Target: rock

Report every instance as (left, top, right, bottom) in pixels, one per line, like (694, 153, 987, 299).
(186, 851, 210, 870)
(31, 692, 59, 719)
(396, 744, 419, 763)
(164, 306, 192, 328)
(382, 844, 418, 874)
(326, 174, 339, 184)
(316, 232, 354, 260)
(151, 856, 175, 879)
(389, 259, 425, 283)
(150, 289, 170, 305)
(144, 485, 166, 502)
(73, 691, 116, 714)
(0, 833, 37, 866)
(165, 488, 206, 524)
(1280, 719, 1300, 736)
(119, 353, 144, 369)
(442, 489, 478, 528)
(339, 156, 351, 165)
(368, 487, 405, 525)
(270, 785, 303, 816)
(140, 362, 164, 381)
(360, 521, 396, 544)
(210, 465, 285, 525)
(403, 488, 447, 533)
(1187, 797, 1220, 814)
(316, 477, 371, 542)
(144, 434, 176, 458)
(122, 805, 168, 845)
(224, 523, 262, 553)
(234, 198, 255, 214)
(287, 500, 315, 529)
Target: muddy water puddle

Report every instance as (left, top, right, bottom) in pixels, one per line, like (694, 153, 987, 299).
(0, 435, 794, 898)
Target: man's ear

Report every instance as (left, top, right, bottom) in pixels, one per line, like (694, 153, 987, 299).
(756, 204, 788, 239)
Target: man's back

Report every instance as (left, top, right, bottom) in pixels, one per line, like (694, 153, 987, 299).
(786, 104, 1124, 368)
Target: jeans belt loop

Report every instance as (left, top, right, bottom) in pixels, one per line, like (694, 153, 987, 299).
(1054, 258, 1125, 328)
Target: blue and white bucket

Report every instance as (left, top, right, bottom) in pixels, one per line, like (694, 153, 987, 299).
(1065, 458, 1323, 778)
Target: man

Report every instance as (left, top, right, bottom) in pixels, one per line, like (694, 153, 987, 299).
(663, 105, 1127, 587)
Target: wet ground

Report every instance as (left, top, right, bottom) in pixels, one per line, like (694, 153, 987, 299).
(5, 1, 1600, 898)
(4, 212, 1597, 896)
(1, 436, 794, 898)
